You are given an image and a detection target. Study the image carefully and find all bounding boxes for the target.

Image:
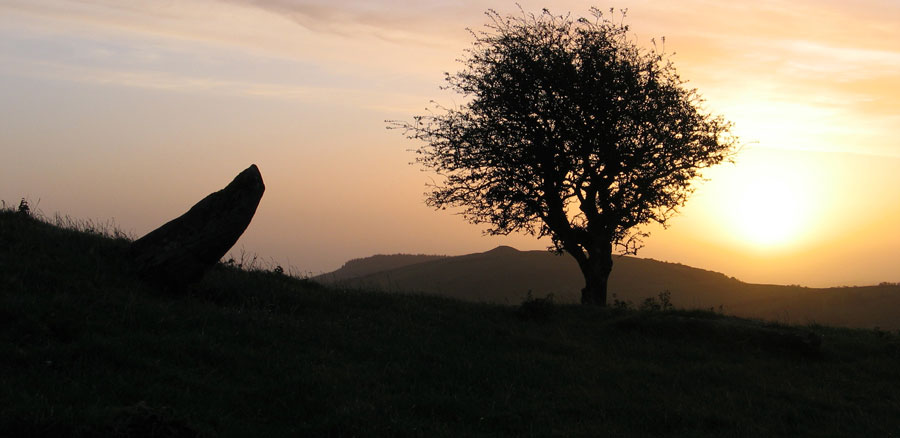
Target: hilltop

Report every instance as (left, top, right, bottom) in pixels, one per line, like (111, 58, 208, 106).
(322, 253, 449, 282)
(2, 208, 900, 437)
(315, 247, 900, 330)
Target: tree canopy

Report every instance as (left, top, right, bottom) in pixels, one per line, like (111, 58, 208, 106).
(392, 7, 738, 305)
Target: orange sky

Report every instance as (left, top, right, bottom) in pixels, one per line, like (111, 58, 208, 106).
(1, 0, 898, 287)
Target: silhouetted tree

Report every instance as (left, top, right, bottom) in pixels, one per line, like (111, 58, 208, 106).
(391, 7, 737, 306)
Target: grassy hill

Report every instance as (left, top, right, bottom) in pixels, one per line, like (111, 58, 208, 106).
(3, 208, 900, 437)
(314, 247, 900, 330)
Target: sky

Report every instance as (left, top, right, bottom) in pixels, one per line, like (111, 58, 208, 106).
(2, 0, 899, 287)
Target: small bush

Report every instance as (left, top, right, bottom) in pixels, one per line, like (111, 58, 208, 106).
(639, 290, 674, 312)
(611, 291, 674, 312)
(611, 293, 634, 310)
(17, 198, 30, 216)
(517, 291, 555, 321)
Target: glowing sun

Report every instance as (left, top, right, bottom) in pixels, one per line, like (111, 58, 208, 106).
(701, 149, 827, 251)
(732, 177, 808, 247)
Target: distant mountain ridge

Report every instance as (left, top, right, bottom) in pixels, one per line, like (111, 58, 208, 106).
(321, 253, 449, 282)
(314, 246, 900, 330)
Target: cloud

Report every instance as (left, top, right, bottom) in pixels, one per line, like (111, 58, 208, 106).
(3, 0, 898, 145)
(779, 41, 900, 79)
(216, 0, 472, 45)
(0, 53, 427, 114)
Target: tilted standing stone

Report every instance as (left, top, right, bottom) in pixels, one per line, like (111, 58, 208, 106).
(129, 164, 265, 289)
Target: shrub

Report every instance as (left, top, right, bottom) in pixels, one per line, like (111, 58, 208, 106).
(639, 290, 674, 312)
(517, 291, 555, 321)
(17, 198, 30, 216)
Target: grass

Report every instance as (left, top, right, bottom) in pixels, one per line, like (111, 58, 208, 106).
(2, 207, 900, 437)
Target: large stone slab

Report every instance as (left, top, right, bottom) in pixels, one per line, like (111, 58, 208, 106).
(130, 164, 265, 289)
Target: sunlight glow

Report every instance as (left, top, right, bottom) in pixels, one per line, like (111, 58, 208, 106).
(731, 176, 808, 248)
(690, 148, 832, 252)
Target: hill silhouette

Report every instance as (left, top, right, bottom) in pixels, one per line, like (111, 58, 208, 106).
(315, 246, 900, 330)
(323, 253, 449, 282)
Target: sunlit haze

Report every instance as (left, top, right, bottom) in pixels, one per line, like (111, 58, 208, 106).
(2, 0, 898, 287)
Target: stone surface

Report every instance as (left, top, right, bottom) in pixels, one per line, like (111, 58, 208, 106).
(129, 164, 265, 288)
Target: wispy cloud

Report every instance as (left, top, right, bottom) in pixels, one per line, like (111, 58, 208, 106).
(3, 0, 898, 153)
(203, 0, 496, 49)
(0, 53, 427, 114)
(779, 41, 900, 79)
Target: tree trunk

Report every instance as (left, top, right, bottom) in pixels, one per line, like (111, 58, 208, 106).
(579, 244, 613, 306)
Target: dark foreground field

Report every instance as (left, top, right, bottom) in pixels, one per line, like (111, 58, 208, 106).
(2, 208, 899, 437)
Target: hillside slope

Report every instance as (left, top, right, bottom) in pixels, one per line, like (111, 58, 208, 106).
(3, 209, 900, 437)
(315, 246, 900, 329)
(319, 253, 449, 282)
